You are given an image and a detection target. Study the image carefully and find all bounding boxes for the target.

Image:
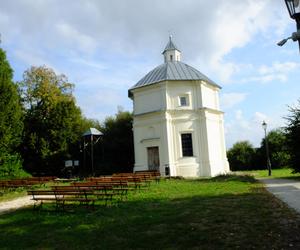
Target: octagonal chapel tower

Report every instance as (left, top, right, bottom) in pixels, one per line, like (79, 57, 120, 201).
(128, 37, 230, 177)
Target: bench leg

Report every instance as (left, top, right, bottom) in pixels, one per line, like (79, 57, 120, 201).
(32, 200, 42, 210)
(55, 200, 65, 211)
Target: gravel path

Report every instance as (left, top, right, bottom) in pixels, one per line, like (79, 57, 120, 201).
(259, 178, 300, 214)
(0, 196, 34, 215)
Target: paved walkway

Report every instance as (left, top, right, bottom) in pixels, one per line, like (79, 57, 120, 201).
(259, 178, 300, 214)
(0, 196, 34, 215)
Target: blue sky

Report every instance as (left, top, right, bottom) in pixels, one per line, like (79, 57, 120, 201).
(0, 0, 299, 148)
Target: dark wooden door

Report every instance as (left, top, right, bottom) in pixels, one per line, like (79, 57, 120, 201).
(147, 147, 160, 171)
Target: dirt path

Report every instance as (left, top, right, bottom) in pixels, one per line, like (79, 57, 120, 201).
(0, 196, 34, 215)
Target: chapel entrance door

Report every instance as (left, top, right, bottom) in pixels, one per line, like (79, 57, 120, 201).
(147, 147, 160, 171)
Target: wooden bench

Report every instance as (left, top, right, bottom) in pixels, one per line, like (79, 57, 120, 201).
(1, 176, 57, 190)
(71, 182, 130, 202)
(113, 173, 156, 186)
(134, 171, 161, 183)
(27, 190, 57, 209)
(109, 175, 147, 190)
(52, 185, 119, 206)
(53, 188, 96, 209)
(28, 188, 97, 210)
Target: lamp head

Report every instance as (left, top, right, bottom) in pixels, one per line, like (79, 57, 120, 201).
(277, 38, 288, 46)
(285, 0, 300, 19)
(262, 121, 267, 130)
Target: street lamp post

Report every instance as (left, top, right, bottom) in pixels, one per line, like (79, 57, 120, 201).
(278, 0, 300, 52)
(262, 121, 272, 176)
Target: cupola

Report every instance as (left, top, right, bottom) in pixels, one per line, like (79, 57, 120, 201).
(162, 35, 181, 62)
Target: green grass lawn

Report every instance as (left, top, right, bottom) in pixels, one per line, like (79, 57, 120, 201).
(1, 175, 300, 249)
(237, 168, 300, 179)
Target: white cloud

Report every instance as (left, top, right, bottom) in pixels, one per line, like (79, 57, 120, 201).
(253, 112, 268, 124)
(202, 0, 282, 82)
(240, 61, 300, 84)
(55, 22, 97, 54)
(235, 110, 243, 121)
(259, 61, 300, 75)
(14, 49, 57, 71)
(69, 58, 107, 71)
(221, 92, 247, 110)
(225, 109, 285, 148)
(246, 74, 287, 83)
(76, 88, 130, 120)
(0, 0, 288, 78)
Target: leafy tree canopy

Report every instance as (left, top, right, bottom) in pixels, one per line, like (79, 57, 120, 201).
(101, 110, 134, 174)
(19, 66, 83, 175)
(0, 47, 24, 178)
(0, 48, 23, 154)
(260, 129, 290, 169)
(285, 100, 300, 172)
(227, 141, 255, 171)
(19, 66, 74, 110)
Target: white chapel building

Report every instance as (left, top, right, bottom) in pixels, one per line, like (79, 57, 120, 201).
(128, 37, 230, 177)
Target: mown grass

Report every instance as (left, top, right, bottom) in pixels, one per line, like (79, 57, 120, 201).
(238, 168, 300, 179)
(1, 175, 300, 249)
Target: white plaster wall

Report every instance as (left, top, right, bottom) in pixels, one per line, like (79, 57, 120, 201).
(205, 111, 229, 176)
(196, 112, 211, 176)
(200, 83, 219, 110)
(164, 110, 203, 177)
(166, 81, 198, 110)
(133, 85, 165, 115)
(132, 112, 169, 174)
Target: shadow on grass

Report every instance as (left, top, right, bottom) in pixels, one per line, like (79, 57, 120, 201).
(0, 187, 299, 249)
(211, 174, 258, 183)
(187, 174, 258, 184)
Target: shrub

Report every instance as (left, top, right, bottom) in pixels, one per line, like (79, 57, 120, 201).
(0, 153, 30, 179)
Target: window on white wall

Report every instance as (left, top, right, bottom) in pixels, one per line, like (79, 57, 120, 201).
(181, 133, 193, 157)
(179, 95, 189, 106)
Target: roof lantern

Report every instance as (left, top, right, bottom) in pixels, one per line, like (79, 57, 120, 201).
(162, 35, 181, 62)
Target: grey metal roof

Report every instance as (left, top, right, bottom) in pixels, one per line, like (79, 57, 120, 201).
(129, 61, 221, 94)
(162, 37, 181, 53)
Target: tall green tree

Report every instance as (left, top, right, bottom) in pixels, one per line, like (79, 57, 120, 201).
(227, 141, 255, 171)
(0, 48, 24, 177)
(100, 110, 134, 174)
(0, 48, 23, 152)
(259, 129, 290, 169)
(19, 66, 83, 175)
(285, 101, 300, 173)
